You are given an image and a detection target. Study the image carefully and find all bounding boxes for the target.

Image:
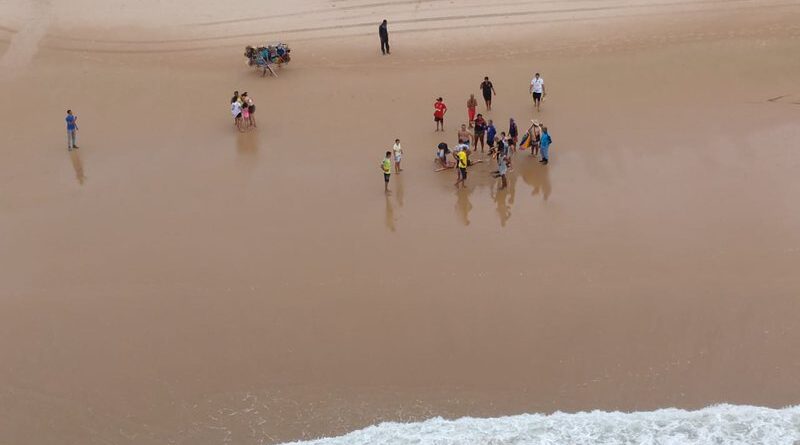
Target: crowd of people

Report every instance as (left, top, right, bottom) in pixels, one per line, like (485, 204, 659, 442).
(382, 72, 553, 194)
(230, 91, 257, 132)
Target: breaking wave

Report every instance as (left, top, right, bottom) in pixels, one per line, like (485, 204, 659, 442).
(281, 404, 800, 445)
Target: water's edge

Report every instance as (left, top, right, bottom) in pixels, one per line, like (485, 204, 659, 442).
(281, 404, 800, 445)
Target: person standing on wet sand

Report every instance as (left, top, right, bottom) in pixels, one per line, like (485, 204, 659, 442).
(379, 20, 390, 55)
(487, 119, 497, 151)
(242, 92, 256, 128)
(65, 110, 79, 150)
(392, 139, 403, 173)
(434, 97, 447, 131)
(539, 126, 552, 165)
(467, 94, 478, 128)
(480, 76, 496, 110)
(455, 147, 468, 189)
(530, 72, 545, 111)
(458, 123, 472, 147)
(473, 113, 487, 153)
(231, 100, 243, 132)
(381, 151, 392, 192)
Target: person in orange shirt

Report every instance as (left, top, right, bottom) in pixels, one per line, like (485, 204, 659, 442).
(433, 97, 447, 132)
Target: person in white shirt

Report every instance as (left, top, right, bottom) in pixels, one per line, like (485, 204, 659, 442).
(529, 72, 545, 112)
(392, 139, 403, 173)
(231, 100, 243, 132)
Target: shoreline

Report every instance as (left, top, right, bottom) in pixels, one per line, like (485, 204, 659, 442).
(2, 1, 800, 444)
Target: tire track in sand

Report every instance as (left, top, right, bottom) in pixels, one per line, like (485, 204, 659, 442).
(0, 0, 52, 79)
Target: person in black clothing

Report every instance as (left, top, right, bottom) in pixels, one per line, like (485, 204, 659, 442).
(379, 19, 390, 55)
(479, 77, 496, 110)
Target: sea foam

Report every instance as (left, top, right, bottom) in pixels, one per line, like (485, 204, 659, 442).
(281, 404, 800, 445)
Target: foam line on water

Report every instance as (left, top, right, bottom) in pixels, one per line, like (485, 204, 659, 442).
(280, 404, 800, 445)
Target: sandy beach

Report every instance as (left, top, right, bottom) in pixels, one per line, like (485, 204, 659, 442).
(1, 0, 800, 443)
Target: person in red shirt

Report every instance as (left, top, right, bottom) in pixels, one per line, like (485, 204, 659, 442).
(434, 97, 447, 132)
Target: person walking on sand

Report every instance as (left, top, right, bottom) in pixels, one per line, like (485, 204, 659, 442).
(242, 92, 256, 128)
(480, 76, 496, 110)
(455, 147, 468, 188)
(379, 19, 390, 55)
(392, 139, 403, 173)
(467, 94, 478, 128)
(65, 109, 79, 150)
(539, 126, 552, 165)
(434, 97, 447, 131)
(382, 151, 392, 192)
(530, 72, 545, 111)
(474, 113, 487, 153)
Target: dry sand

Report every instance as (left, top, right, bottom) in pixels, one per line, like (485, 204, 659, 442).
(1, 0, 800, 443)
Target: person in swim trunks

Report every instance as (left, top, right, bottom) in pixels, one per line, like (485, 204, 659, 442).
(434, 97, 447, 131)
(480, 76, 496, 110)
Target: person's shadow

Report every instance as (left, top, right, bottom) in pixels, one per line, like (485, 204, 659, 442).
(384, 176, 404, 232)
(70, 151, 86, 185)
(520, 160, 552, 201)
(455, 187, 473, 226)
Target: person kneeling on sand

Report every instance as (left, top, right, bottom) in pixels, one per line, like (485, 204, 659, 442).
(435, 143, 453, 171)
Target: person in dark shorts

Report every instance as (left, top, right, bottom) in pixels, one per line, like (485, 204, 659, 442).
(455, 149, 468, 188)
(530, 72, 545, 111)
(379, 20, 390, 55)
(434, 97, 447, 131)
(381, 151, 392, 192)
(479, 76, 496, 110)
(473, 113, 487, 153)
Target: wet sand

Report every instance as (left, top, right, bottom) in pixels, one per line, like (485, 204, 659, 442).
(2, 0, 800, 443)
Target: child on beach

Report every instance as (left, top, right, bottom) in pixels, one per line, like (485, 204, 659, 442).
(231, 100, 243, 132)
(393, 139, 403, 173)
(381, 151, 392, 192)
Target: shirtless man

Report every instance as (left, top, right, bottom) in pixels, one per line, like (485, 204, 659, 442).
(458, 124, 472, 147)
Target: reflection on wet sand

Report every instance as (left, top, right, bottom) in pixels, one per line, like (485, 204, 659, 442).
(492, 185, 514, 227)
(384, 176, 404, 231)
(69, 151, 85, 185)
(455, 187, 473, 226)
(236, 130, 259, 156)
(520, 160, 551, 201)
(384, 195, 396, 232)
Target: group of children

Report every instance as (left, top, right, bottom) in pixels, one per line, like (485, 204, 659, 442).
(230, 91, 257, 132)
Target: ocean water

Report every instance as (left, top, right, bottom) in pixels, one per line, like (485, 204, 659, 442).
(281, 404, 800, 445)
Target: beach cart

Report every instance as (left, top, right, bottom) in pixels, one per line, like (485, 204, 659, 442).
(244, 43, 291, 77)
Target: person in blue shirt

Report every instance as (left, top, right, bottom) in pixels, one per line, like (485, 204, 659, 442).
(539, 126, 552, 165)
(65, 110, 78, 150)
(486, 119, 497, 151)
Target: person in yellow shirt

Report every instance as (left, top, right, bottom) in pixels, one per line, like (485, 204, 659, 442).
(381, 151, 392, 193)
(455, 149, 468, 188)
